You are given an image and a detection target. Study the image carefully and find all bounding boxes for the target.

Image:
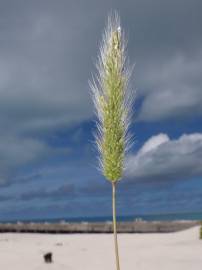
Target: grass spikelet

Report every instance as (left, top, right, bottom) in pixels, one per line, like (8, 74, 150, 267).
(90, 12, 134, 182)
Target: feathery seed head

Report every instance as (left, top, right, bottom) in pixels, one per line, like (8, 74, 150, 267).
(90, 12, 134, 182)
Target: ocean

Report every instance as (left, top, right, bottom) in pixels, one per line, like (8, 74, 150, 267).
(1, 212, 202, 223)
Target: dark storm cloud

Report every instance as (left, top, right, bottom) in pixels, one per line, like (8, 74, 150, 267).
(0, 0, 96, 181)
(0, 0, 202, 182)
(137, 53, 202, 122)
(0, 194, 10, 202)
(123, 0, 202, 122)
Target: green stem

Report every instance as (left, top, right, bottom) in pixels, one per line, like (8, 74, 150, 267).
(112, 181, 120, 270)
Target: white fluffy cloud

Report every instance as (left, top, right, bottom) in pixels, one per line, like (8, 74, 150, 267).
(126, 133, 202, 181)
(138, 133, 169, 155)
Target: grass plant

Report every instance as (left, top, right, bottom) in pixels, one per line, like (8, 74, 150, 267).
(90, 12, 134, 270)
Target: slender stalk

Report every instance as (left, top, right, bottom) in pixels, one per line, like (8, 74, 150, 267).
(112, 181, 120, 270)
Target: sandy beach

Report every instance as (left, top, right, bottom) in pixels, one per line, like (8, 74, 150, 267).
(0, 225, 201, 270)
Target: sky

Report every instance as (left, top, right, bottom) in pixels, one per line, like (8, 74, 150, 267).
(0, 0, 202, 221)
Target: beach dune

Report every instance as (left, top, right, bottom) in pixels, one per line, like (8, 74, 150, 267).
(0, 226, 201, 270)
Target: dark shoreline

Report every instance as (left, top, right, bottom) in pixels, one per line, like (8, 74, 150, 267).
(0, 220, 200, 234)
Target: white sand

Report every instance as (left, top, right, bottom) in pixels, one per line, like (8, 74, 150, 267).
(0, 226, 201, 270)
